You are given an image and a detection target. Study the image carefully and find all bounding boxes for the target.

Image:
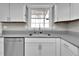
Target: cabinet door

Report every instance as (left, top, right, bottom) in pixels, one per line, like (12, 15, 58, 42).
(61, 39, 78, 56)
(25, 38, 56, 56)
(41, 42, 56, 56)
(4, 37, 24, 56)
(56, 38, 60, 56)
(10, 3, 25, 21)
(25, 42, 39, 56)
(71, 3, 79, 20)
(55, 3, 70, 21)
(41, 38, 56, 56)
(25, 38, 42, 56)
(0, 3, 9, 21)
(0, 38, 4, 56)
(61, 43, 74, 56)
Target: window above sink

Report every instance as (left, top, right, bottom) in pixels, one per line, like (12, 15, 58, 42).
(31, 8, 49, 29)
(26, 3, 54, 30)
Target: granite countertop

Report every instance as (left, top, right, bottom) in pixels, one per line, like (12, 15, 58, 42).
(25, 32, 79, 48)
(60, 34, 79, 48)
(2, 30, 79, 48)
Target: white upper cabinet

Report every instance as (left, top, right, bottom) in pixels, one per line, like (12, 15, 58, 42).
(10, 3, 25, 21)
(71, 3, 79, 20)
(0, 3, 26, 21)
(55, 3, 70, 21)
(55, 3, 79, 22)
(0, 3, 9, 21)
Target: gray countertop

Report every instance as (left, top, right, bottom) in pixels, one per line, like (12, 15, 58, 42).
(2, 30, 79, 48)
(60, 34, 79, 48)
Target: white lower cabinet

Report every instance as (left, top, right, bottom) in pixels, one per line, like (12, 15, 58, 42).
(25, 42, 39, 56)
(25, 38, 60, 56)
(0, 38, 4, 56)
(56, 38, 61, 56)
(61, 39, 79, 56)
(41, 42, 56, 56)
(2, 37, 79, 56)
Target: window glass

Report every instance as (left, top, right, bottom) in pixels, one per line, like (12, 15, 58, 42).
(31, 19, 36, 23)
(31, 24, 36, 28)
(31, 8, 49, 29)
(35, 24, 39, 28)
(45, 24, 49, 28)
(40, 24, 44, 28)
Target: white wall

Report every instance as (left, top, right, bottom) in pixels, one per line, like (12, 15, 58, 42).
(53, 21, 79, 32)
(2, 23, 27, 31)
(68, 21, 79, 32)
(53, 23, 68, 31)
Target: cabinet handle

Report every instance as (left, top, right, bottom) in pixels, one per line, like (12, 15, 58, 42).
(38, 44, 42, 50)
(64, 44, 69, 47)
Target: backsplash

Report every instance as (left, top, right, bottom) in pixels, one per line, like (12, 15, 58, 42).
(68, 20, 79, 32)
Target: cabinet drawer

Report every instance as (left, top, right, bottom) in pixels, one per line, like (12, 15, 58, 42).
(61, 40, 78, 55)
(25, 38, 56, 43)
